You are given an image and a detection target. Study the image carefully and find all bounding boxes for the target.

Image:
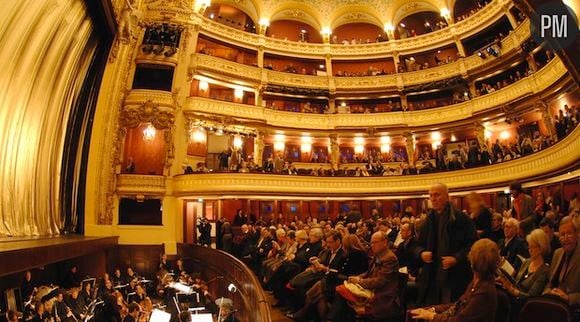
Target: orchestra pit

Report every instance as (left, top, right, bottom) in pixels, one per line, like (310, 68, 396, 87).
(1, 0, 579, 321)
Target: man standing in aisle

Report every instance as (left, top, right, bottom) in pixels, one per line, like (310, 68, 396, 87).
(416, 183, 477, 305)
(509, 181, 536, 235)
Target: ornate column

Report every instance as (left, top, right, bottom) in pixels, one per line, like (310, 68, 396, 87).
(404, 132, 416, 165)
(325, 54, 333, 76)
(257, 45, 264, 68)
(254, 131, 265, 166)
(474, 122, 486, 147)
(468, 81, 477, 97)
(504, 4, 519, 28)
(537, 100, 557, 139)
(393, 52, 400, 72)
(329, 134, 340, 169)
(400, 94, 408, 111)
(455, 36, 467, 57)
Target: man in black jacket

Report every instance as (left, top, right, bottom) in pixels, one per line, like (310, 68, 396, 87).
(416, 183, 477, 305)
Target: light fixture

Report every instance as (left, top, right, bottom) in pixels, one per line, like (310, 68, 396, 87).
(274, 141, 285, 151)
(301, 144, 312, 153)
(380, 136, 391, 144)
(451, 134, 457, 141)
(384, 23, 394, 32)
(381, 144, 391, 153)
(354, 145, 364, 154)
(400, 23, 406, 28)
(431, 131, 441, 141)
(321, 26, 332, 35)
(431, 141, 441, 149)
(301, 29, 306, 33)
(354, 136, 365, 145)
(234, 88, 244, 99)
(259, 17, 270, 27)
(143, 124, 156, 141)
(301, 135, 312, 144)
(440, 8, 450, 18)
(199, 80, 209, 91)
(319, 64, 325, 69)
(484, 130, 492, 139)
(227, 283, 237, 293)
(191, 128, 206, 143)
(274, 134, 285, 142)
(209, 13, 215, 19)
(340, 102, 347, 107)
(233, 134, 243, 150)
(500, 130, 510, 140)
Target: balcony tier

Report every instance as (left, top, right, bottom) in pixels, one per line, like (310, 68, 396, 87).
(184, 56, 567, 130)
(192, 0, 511, 59)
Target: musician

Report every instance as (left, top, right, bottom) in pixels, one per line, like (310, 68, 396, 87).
(98, 279, 115, 299)
(175, 258, 188, 282)
(29, 300, 50, 322)
(54, 290, 75, 321)
(63, 266, 81, 289)
(123, 303, 140, 322)
(65, 287, 86, 320)
(79, 281, 93, 308)
(128, 284, 147, 304)
(159, 253, 171, 271)
(6, 310, 19, 322)
(126, 267, 139, 282)
(22, 270, 36, 301)
(179, 311, 192, 322)
(219, 302, 240, 322)
(112, 268, 125, 286)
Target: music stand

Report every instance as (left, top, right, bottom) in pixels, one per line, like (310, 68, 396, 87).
(149, 309, 171, 322)
(190, 313, 212, 322)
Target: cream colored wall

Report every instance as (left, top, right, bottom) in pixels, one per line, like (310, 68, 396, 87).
(0, 0, 95, 237)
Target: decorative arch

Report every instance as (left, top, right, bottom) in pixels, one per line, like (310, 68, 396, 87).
(208, 0, 261, 26)
(268, 3, 322, 31)
(390, 0, 442, 26)
(329, 6, 385, 30)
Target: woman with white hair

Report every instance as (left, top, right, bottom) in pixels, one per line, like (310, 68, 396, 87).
(497, 229, 551, 316)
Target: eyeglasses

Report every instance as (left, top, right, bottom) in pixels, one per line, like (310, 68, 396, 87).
(559, 232, 577, 239)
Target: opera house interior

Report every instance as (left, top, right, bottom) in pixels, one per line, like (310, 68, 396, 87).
(1, 0, 580, 321)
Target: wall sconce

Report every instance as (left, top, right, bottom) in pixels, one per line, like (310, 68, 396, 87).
(234, 88, 244, 99)
(484, 130, 492, 139)
(191, 128, 206, 143)
(440, 8, 450, 19)
(199, 80, 209, 92)
(500, 130, 510, 140)
(320, 26, 332, 36)
(380, 136, 391, 144)
(354, 145, 364, 154)
(354, 136, 365, 145)
(143, 124, 157, 141)
(381, 144, 391, 153)
(259, 17, 270, 27)
(431, 141, 441, 149)
(384, 23, 395, 32)
(451, 134, 457, 141)
(274, 141, 285, 152)
(301, 144, 312, 153)
(233, 134, 243, 150)
(431, 131, 441, 141)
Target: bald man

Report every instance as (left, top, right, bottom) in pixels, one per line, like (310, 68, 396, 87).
(327, 231, 401, 321)
(416, 183, 477, 305)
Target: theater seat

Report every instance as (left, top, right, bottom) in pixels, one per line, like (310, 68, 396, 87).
(517, 296, 572, 322)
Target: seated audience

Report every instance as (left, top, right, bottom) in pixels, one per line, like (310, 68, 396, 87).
(489, 212, 505, 244)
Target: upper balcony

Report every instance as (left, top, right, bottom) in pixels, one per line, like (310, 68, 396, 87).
(191, 19, 531, 91)
(194, 0, 512, 59)
(185, 56, 567, 130)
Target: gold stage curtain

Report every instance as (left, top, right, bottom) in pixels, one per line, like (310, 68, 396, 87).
(0, 0, 96, 236)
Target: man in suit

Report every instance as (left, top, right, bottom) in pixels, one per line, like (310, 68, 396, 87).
(416, 183, 477, 305)
(327, 231, 401, 321)
(248, 228, 273, 273)
(499, 218, 529, 272)
(543, 216, 580, 312)
(288, 232, 346, 311)
(509, 181, 536, 235)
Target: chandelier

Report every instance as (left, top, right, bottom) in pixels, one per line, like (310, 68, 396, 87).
(143, 124, 157, 141)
